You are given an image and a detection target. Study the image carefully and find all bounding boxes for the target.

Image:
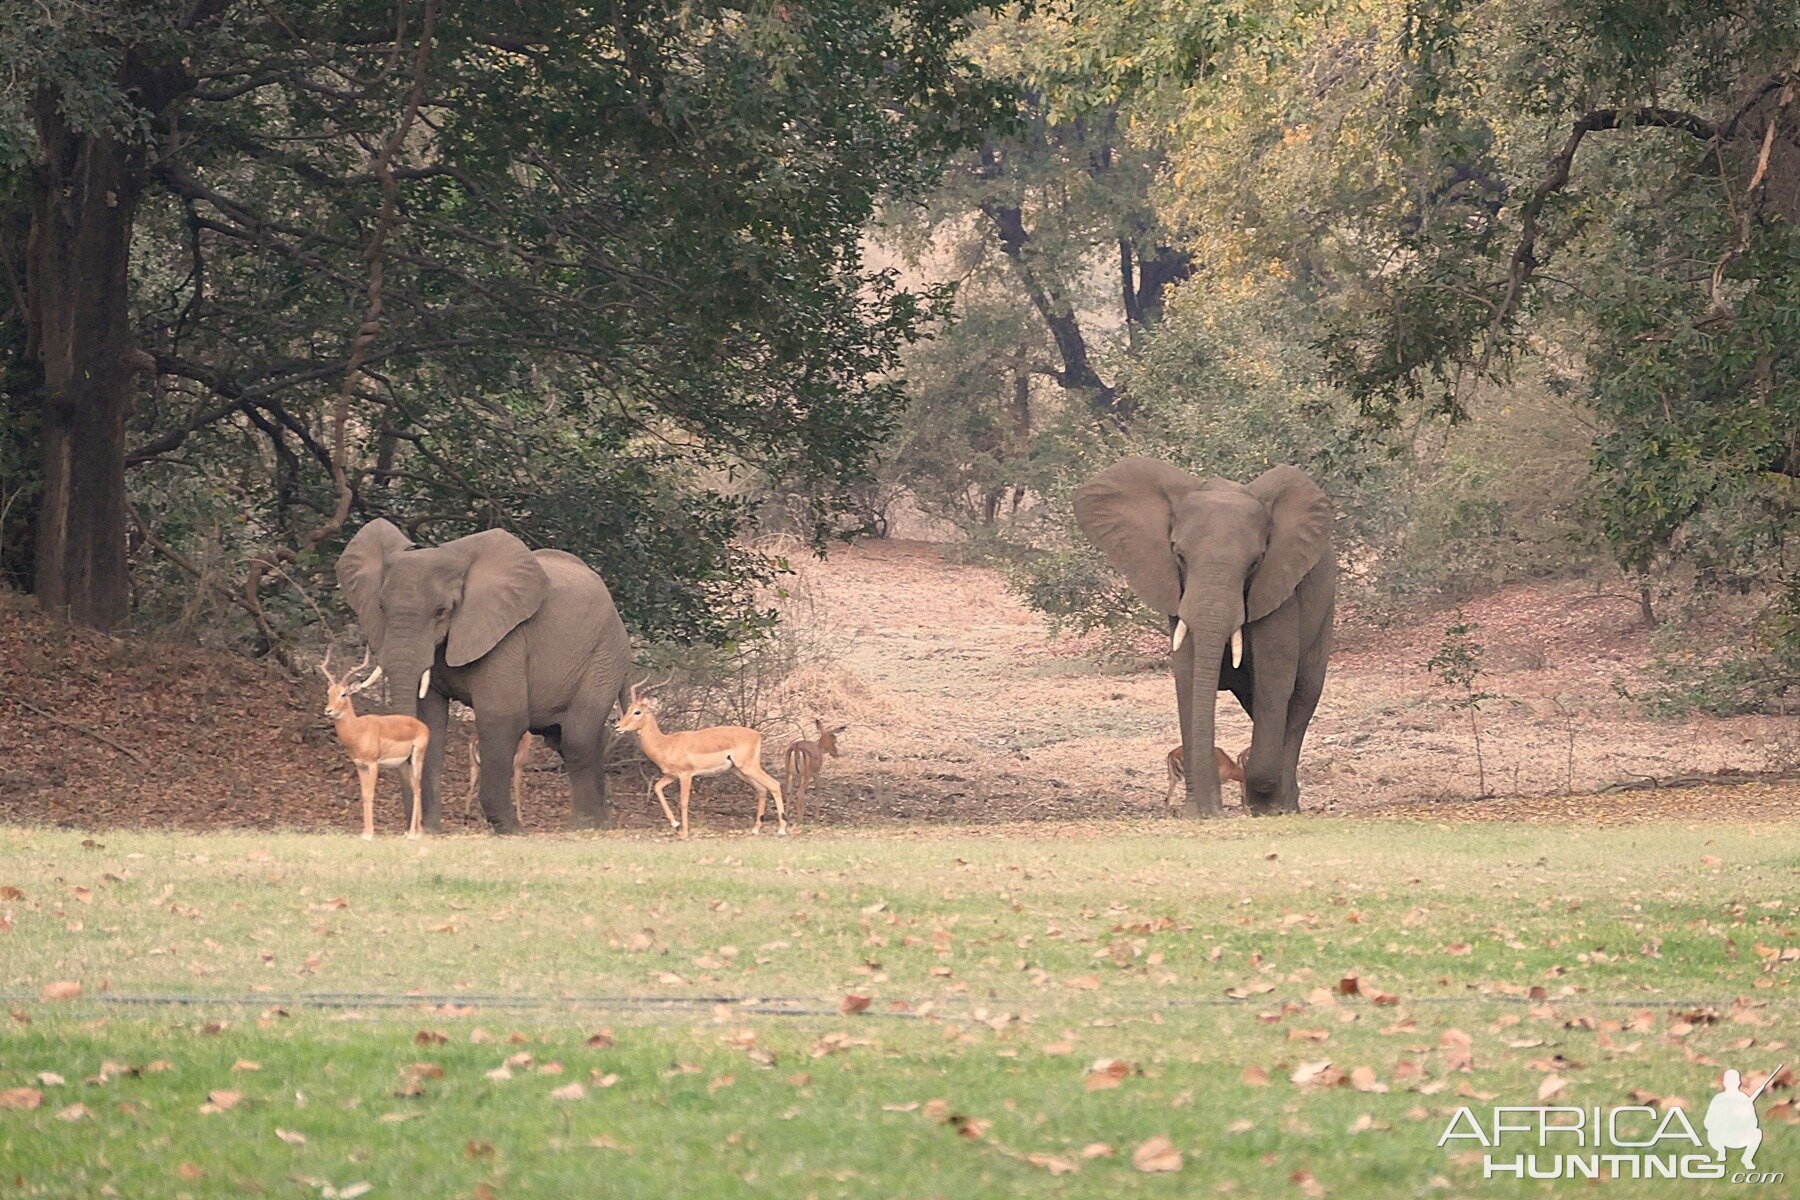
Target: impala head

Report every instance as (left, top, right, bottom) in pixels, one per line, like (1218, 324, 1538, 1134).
(318, 646, 384, 719)
(814, 718, 848, 756)
(615, 677, 664, 734)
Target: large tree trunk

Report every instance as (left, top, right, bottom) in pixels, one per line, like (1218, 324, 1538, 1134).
(25, 98, 147, 628)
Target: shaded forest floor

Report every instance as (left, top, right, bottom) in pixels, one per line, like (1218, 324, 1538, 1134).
(0, 540, 1794, 835)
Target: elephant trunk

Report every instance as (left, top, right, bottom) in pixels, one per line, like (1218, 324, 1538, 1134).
(375, 620, 437, 719)
(1178, 586, 1244, 819)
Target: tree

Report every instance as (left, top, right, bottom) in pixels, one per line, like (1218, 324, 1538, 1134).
(0, 0, 1006, 634)
(1071, 0, 1800, 704)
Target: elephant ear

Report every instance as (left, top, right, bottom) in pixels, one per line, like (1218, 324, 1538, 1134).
(1072, 457, 1202, 617)
(1245, 465, 1333, 622)
(335, 518, 413, 650)
(445, 529, 550, 667)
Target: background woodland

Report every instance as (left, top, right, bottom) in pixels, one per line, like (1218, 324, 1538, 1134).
(2, 0, 1796, 719)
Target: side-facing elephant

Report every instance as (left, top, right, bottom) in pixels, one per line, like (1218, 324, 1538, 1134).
(335, 519, 633, 833)
(1074, 458, 1335, 817)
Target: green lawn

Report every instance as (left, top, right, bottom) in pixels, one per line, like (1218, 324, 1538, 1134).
(1, 818, 1797, 1198)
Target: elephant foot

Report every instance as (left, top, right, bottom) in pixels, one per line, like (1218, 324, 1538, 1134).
(566, 810, 614, 832)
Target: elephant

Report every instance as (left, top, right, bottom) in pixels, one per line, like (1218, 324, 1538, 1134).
(1074, 458, 1335, 817)
(335, 519, 633, 833)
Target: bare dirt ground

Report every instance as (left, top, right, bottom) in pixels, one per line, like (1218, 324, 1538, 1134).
(0, 539, 1794, 834)
(777, 539, 1798, 825)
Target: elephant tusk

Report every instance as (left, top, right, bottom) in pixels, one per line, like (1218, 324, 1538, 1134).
(1230, 628, 1244, 669)
(418, 668, 432, 699)
(1171, 619, 1187, 652)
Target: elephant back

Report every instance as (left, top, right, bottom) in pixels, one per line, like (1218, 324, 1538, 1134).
(532, 549, 627, 635)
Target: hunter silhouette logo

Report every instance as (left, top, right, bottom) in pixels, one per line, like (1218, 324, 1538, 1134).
(1440, 1062, 1787, 1183)
(1706, 1066, 1781, 1171)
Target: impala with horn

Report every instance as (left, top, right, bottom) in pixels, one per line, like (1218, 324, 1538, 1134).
(318, 647, 431, 841)
(615, 679, 788, 840)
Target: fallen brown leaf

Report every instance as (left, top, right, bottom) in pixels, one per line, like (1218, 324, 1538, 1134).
(1131, 1135, 1182, 1173)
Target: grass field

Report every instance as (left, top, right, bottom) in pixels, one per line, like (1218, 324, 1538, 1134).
(3, 817, 1798, 1197)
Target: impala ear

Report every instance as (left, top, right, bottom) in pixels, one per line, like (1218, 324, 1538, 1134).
(1244, 465, 1333, 622)
(1072, 457, 1203, 617)
(336, 519, 413, 650)
(445, 529, 549, 667)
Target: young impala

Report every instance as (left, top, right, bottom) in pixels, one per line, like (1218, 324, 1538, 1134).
(320, 647, 430, 840)
(783, 718, 847, 828)
(614, 679, 787, 840)
(466, 727, 534, 825)
(1165, 745, 1248, 809)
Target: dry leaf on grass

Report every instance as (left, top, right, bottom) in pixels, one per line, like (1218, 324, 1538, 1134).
(1132, 1136, 1182, 1173)
(38, 981, 81, 1002)
(1290, 1060, 1335, 1087)
(1085, 1059, 1132, 1090)
(841, 994, 872, 1015)
(199, 1089, 242, 1114)
(550, 1082, 586, 1101)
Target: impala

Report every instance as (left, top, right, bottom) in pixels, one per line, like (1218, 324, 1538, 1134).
(320, 647, 430, 840)
(615, 680, 787, 839)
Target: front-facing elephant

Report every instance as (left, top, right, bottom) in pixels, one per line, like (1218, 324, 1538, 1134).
(335, 519, 633, 833)
(1075, 458, 1335, 817)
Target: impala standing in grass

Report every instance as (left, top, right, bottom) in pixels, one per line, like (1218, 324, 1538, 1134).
(615, 680, 788, 839)
(320, 648, 430, 841)
(784, 718, 847, 827)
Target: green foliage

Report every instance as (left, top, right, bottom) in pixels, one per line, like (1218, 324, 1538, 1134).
(1424, 610, 1497, 794)
(1423, 613, 1494, 708)
(909, 0, 1798, 714)
(0, 0, 1008, 646)
(988, 272, 1403, 638)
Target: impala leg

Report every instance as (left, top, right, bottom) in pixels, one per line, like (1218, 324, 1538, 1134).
(466, 734, 480, 817)
(751, 772, 767, 835)
(652, 775, 678, 832)
(357, 762, 378, 841)
(741, 763, 787, 837)
(406, 744, 425, 840)
(677, 775, 692, 841)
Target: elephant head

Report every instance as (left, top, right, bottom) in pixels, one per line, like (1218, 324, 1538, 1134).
(1074, 458, 1332, 810)
(335, 519, 550, 716)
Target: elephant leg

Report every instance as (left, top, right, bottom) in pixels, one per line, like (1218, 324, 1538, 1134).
(1243, 657, 1298, 816)
(418, 687, 450, 833)
(1278, 656, 1327, 813)
(1168, 630, 1219, 818)
(473, 712, 528, 834)
(561, 712, 613, 831)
